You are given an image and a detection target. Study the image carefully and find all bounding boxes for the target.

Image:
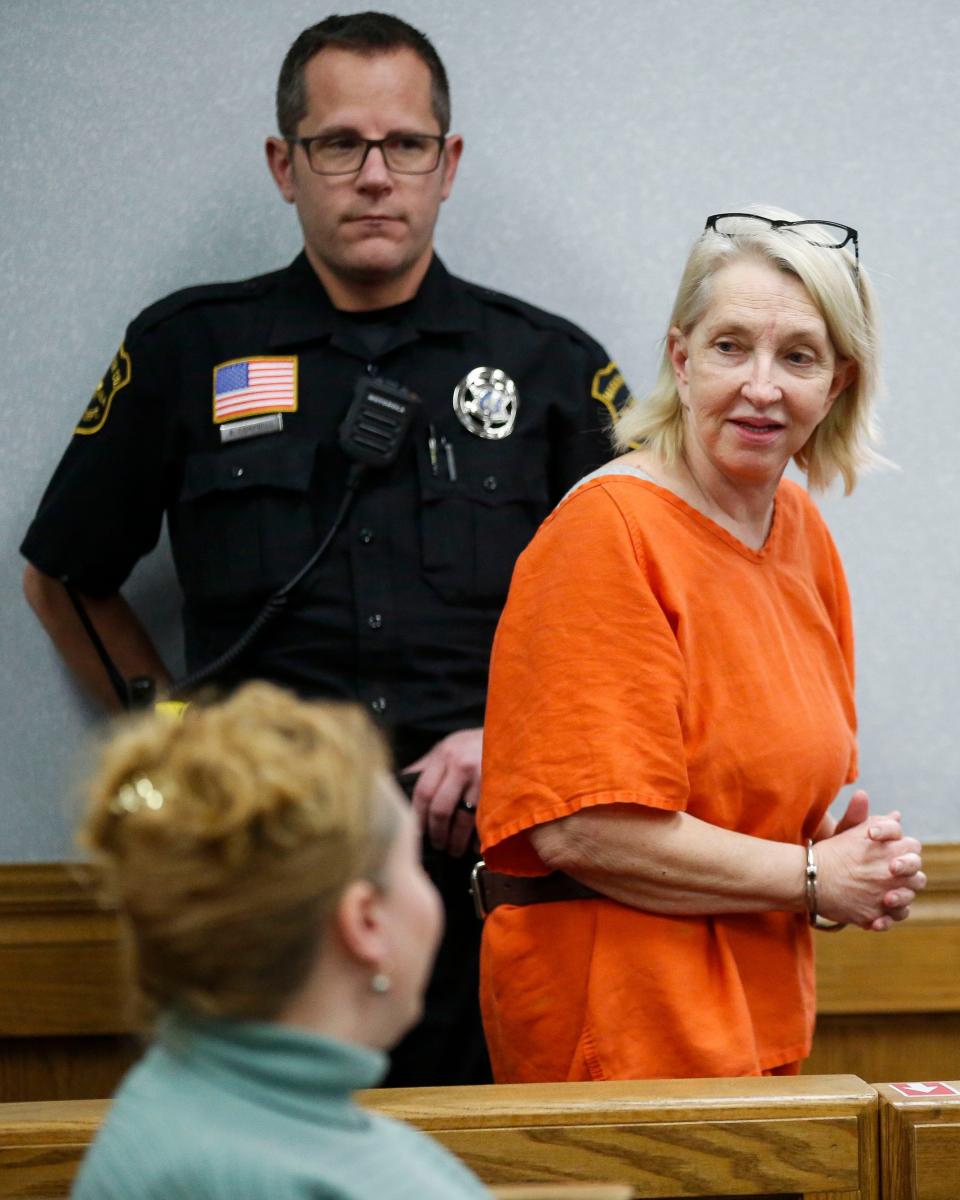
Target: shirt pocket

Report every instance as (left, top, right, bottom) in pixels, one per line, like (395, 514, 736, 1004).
(171, 439, 317, 603)
(417, 434, 550, 605)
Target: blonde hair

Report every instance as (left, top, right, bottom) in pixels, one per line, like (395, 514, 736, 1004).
(615, 205, 883, 493)
(81, 683, 395, 1020)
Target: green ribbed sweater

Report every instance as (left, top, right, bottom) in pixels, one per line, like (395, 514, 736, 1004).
(71, 1013, 490, 1199)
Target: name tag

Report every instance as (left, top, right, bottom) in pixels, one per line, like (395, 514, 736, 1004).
(219, 413, 284, 443)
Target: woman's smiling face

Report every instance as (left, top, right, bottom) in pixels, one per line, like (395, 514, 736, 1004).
(669, 256, 852, 490)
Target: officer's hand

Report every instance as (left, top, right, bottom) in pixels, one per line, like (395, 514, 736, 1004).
(405, 728, 483, 858)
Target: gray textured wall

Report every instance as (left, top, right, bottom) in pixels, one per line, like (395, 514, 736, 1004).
(3, 0, 958, 858)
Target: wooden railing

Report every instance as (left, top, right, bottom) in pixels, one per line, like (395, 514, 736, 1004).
(0, 1075, 878, 1200)
(362, 1075, 877, 1199)
(0, 1098, 104, 1200)
(12, 1076, 960, 1198)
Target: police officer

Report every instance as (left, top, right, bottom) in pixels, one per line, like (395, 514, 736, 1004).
(21, 12, 631, 1086)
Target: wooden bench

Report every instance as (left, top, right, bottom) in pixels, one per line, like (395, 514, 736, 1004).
(0, 1075, 878, 1199)
(495, 1188, 634, 1199)
(0, 1099, 105, 1200)
(362, 1075, 878, 1199)
(876, 1080, 960, 1200)
(0, 1096, 625, 1200)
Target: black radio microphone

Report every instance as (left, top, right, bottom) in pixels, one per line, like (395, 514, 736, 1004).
(339, 375, 421, 467)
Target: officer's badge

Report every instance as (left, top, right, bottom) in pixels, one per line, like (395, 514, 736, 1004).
(76, 345, 132, 435)
(590, 361, 634, 424)
(453, 367, 518, 439)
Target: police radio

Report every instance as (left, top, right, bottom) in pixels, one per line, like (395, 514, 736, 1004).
(339, 375, 421, 467)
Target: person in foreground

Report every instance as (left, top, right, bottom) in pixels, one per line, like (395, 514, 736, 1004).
(476, 207, 925, 1082)
(71, 683, 488, 1200)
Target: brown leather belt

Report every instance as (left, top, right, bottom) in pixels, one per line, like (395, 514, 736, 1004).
(470, 860, 604, 919)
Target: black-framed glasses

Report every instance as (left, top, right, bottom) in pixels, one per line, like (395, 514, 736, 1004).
(705, 212, 859, 277)
(289, 132, 448, 176)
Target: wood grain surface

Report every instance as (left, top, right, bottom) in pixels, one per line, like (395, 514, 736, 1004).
(359, 1076, 877, 1198)
(430, 1116, 857, 1192)
(0, 1098, 106, 1200)
(0, 864, 137, 1040)
(491, 1187, 636, 1200)
(358, 1076, 878, 1128)
(0, 1077, 878, 1199)
(806, 1014, 960, 1084)
(0, 1037, 141, 1106)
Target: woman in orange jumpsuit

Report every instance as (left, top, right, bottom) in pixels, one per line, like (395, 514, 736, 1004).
(477, 208, 925, 1082)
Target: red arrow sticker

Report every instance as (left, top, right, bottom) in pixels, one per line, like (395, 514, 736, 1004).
(889, 1082, 960, 1098)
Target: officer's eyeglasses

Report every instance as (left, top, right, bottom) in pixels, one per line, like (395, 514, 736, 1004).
(705, 212, 860, 282)
(289, 132, 448, 176)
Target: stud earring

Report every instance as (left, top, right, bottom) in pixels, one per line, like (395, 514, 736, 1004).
(370, 972, 392, 995)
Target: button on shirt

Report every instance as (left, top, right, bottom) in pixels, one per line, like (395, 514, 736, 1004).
(21, 254, 632, 761)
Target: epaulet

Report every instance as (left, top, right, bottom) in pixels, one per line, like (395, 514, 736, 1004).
(459, 279, 605, 352)
(127, 268, 285, 338)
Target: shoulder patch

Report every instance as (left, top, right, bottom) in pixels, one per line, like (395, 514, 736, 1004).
(591, 360, 634, 423)
(76, 344, 132, 435)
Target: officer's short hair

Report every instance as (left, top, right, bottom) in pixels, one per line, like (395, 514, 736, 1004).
(276, 11, 451, 138)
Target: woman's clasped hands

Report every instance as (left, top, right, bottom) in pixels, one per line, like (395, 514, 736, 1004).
(813, 790, 925, 931)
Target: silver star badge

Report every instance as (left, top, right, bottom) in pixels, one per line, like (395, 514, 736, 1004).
(452, 367, 518, 439)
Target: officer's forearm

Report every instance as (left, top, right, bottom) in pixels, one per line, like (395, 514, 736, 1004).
(22, 564, 171, 712)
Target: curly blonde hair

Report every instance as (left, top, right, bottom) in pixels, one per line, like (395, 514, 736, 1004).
(81, 683, 394, 1020)
(615, 205, 883, 493)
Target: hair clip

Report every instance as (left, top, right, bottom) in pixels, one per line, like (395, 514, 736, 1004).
(110, 776, 165, 815)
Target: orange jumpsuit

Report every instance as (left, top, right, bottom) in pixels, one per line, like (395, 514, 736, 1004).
(478, 475, 857, 1081)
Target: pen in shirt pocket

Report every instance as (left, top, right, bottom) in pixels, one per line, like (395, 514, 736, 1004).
(427, 423, 439, 476)
(440, 436, 457, 482)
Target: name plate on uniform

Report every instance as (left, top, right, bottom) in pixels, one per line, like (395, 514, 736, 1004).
(219, 413, 284, 443)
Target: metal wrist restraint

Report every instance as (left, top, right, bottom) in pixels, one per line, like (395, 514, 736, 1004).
(805, 840, 847, 931)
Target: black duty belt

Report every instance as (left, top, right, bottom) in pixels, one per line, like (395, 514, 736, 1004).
(470, 860, 604, 919)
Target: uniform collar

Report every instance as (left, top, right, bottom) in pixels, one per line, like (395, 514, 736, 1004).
(265, 251, 475, 349)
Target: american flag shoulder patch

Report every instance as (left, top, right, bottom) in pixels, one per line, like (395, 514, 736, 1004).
(212, 356, 298, 424)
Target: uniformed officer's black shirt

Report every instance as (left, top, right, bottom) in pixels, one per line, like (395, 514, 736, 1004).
(22, 254, 632, 763)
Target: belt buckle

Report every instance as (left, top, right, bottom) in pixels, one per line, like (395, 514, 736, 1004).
(469, 859, 489, 920)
